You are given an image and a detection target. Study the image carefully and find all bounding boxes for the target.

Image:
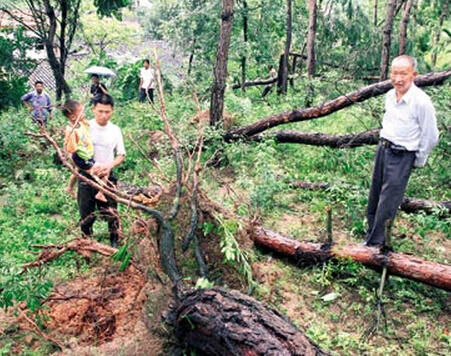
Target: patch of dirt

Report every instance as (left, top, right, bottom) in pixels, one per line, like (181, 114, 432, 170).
(23, 235, 171, 356)
(44, 265, 146, 347)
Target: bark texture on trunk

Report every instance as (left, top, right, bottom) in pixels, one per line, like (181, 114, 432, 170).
(210, 0, 235, 128)
(380, 0, 396, 81)
(224, 69, 451, 141)
(251, 226, 451, 292)
(169, 287, 332, 356)
(278, 0, 292, 95)
(250, 129, 380, 147)
(307, 0, 317, 77)
(398, 0, 416, 55)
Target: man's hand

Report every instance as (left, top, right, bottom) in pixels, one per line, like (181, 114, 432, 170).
(92, 164, 111, 178)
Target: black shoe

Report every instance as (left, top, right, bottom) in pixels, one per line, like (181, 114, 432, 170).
(110, 240, 118, 248)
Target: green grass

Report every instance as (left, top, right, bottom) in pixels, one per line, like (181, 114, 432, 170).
(1, 79, 451, 355)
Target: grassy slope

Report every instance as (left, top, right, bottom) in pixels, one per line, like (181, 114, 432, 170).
(0, 79, 451, 355)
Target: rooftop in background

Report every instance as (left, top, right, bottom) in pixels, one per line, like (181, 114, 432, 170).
(0, 9, 37, 30)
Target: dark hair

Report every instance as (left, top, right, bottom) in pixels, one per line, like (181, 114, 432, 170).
(92, 93, 114, 107)
(60, 99, 81, 118)
(35, 80, 44, 86)
(91, 74, 99, 79)
(143, 59, 150, 65)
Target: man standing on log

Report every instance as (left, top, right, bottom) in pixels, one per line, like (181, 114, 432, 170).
(78, 94, 125, 248)
(364, 55, 439, 247)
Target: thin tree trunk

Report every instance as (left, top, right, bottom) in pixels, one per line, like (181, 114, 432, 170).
(278, 0, 292, 95)
(210, 0, 234, 128)
(399, 0, 415, 55)
(187, 37, 196, 77)
(307, 0, 317, 77)
(380, 0, 396, 81)
(373, 0, 378, 27)
(240, 0, 248, 91)
(432, 0, 450, 67)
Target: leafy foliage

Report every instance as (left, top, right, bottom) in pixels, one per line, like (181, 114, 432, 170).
(94, 0, 131, 20)
(0, 27, 36, 111)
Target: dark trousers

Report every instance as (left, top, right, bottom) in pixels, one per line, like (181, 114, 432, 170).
(77, 174, 119, 246)
(366, 143, 416, 246)
(139, 88, 154, 104)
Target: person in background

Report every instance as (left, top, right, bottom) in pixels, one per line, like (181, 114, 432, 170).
(138, 59, 155, 104)
(21, 81, 52, 126)
(89, 74, 108, 105)
(364, 55, 439, 247)
(77, 94, 125, 248)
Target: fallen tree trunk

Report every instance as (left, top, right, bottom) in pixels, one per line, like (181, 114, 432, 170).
(232, 77, 277, 89)
(251, 226, 451, 292)
(169, 287, 331, 356)
(224, 69, 451, 141)
(292, 180, 451, 216)
(250, 128, 379, 147)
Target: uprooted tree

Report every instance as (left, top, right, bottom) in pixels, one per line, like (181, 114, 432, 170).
(18, 67, 451, 354)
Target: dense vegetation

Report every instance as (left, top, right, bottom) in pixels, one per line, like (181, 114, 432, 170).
(1, 0, 451, 355)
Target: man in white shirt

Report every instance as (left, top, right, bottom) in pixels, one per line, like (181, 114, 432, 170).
(77, 94, 126, 247)
(364, 55, 439, 247)
(139, 59, 155, 104)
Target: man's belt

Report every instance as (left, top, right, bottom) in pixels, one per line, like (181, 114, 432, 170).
(379, 138, 409, 154)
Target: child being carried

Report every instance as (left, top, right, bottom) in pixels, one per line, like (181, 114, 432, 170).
(62, 99, 107, 202)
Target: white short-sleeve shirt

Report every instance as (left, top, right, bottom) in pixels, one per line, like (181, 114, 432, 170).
(89, 119, 126, 165)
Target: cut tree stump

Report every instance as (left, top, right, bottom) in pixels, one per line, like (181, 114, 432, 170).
(169, 287, 331, 356)
(251, 226, 451, 292)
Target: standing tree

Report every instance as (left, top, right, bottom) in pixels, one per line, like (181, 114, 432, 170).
(431, 0, 450, 67)
(379, 0, 396, 80)
(399, 0, 416, 55)
(306, 0, 317, 77)
(210, 0, 234, 128)
(277, 0, 292, 95)
(373, 0, 378, 27)
(238, 0, 249, 91)
(0, 0, 130, 101)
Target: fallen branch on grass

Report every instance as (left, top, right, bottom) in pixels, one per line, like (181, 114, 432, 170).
(22, 238, 118, 271)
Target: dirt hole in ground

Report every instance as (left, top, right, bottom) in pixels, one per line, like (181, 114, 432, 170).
(43, 265, 147, 346)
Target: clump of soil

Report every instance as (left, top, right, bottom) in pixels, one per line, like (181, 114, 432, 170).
(43, 265, 146, 346)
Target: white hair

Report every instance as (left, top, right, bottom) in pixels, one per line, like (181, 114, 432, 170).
(392, 55, 417, 71)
